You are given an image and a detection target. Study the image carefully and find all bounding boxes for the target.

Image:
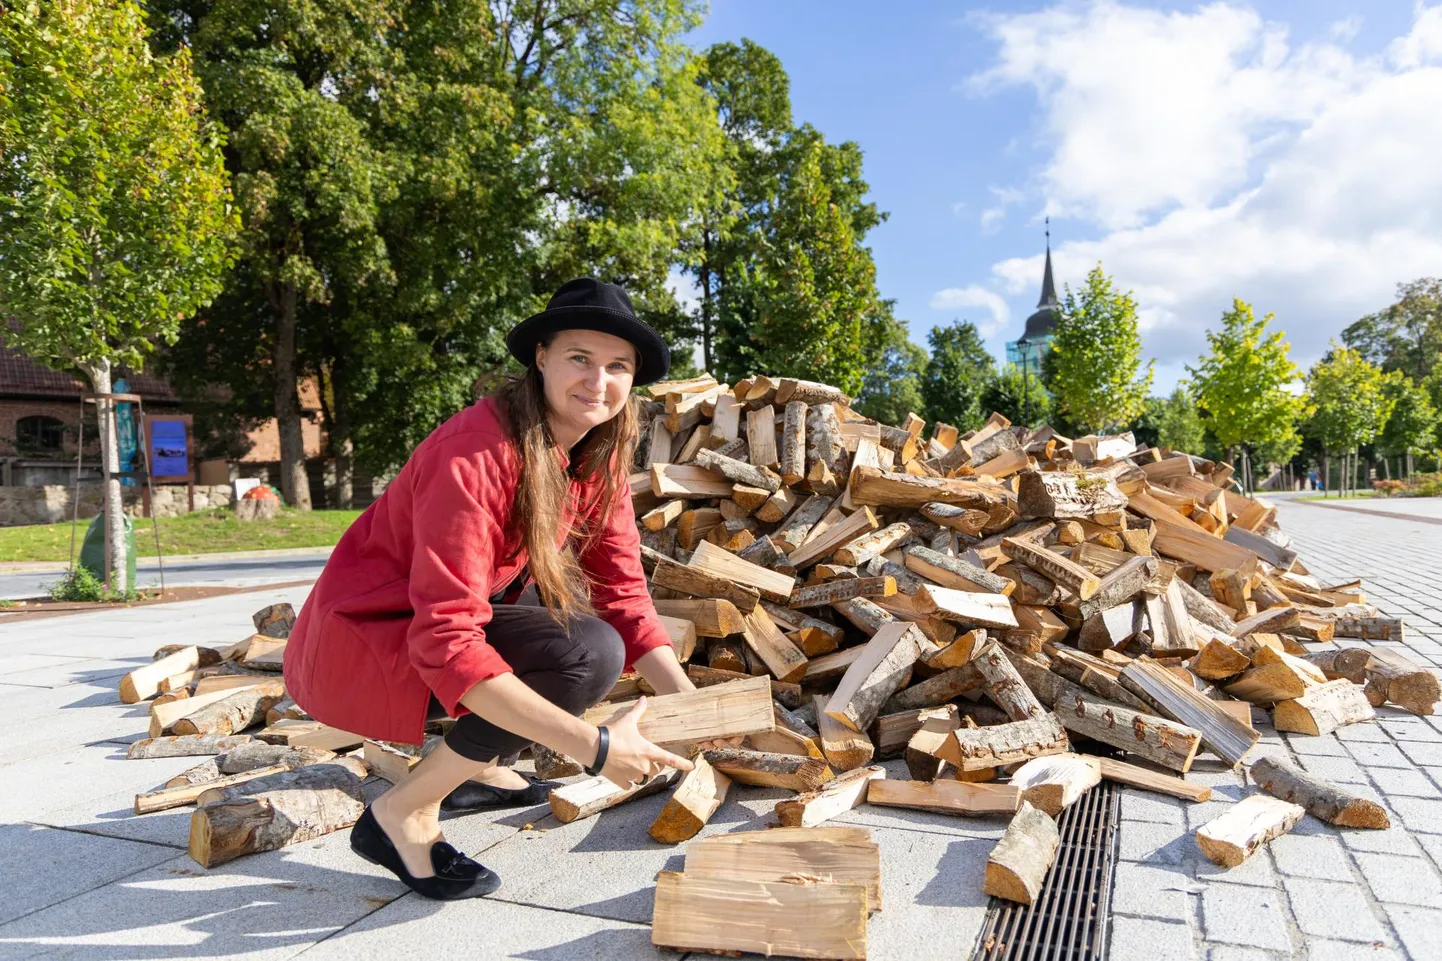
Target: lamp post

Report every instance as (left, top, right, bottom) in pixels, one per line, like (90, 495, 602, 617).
(1018, 337, 1032, 428)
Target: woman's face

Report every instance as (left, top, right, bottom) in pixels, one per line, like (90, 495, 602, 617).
(535, 328, 638, 439)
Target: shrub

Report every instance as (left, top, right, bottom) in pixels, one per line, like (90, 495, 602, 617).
(1372, 479, 1406, 497)
(46, 566, 138, 603)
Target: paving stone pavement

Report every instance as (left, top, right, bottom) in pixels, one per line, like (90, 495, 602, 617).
(2, 497, 1440, 960)
(1109, 497, 1442, 961)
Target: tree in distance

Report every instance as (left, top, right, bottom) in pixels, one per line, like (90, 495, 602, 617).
(1132, 387, 1206, 455)
(921, 321, 996, 432)
(983, 363, 1053, 430)
(1306, 345, 1396, 497)
(1043, 265, 1153, 435)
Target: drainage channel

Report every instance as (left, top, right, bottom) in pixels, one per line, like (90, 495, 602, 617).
(972, 779, 1121, 961)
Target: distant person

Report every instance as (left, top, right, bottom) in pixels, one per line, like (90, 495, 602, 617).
(1307, 469, 1319, 491)
(284, 278, 738, 900)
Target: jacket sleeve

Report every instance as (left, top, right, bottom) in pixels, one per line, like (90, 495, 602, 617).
(578, 473, 674, 668)
(404, 437, 515, 716)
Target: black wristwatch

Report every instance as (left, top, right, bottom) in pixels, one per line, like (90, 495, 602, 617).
(584, 726, 610, 776)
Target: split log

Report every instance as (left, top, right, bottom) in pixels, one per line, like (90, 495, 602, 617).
(1223, 652, 1318, 704)
(216, 743, 335, 775)
(549, 770, 680, 824)
(914, 586, 1018, 629)
(1053, 692, 1202, 773)
(1249, 756, 1389, 828)
(984, 802, 1061, 905)
(816, 694, 876, 772)
(924, 628, 985, 669)
(1096, 757, 1210, 802)
(1046, 647, 1151, 711)
(804, 403, 847, 478)
(651, 872, 867, 961)
(904, 545, 1014, 595)
(1196, 794, 1305, 868)
(139, 762, 298, 814)
(709, 392, 744, 443)
(171, 683, 286, 737)
(833, 522, 913, 566)
(775, 765, 885, 827)
(195, 755, 368, 807)
(1003, 650, 1092, 709)
(676, 507, 723, 550)
(364, 740, 426, 784)
(1001, 538, 1101, 600)
(825, 623, 928, 732)
(648, 754, 732, 844)
(904, 705, 960, 781)
(757, 485, 798, 524)
(1153, 522, 1260, 575)
(920, 502, 990, 535)
(583, 676, 774, 748)
(882, 664, 981, 714)
(651, 463, 734, 500)
(848, 465, 1008, 510)
(1073, 556, 1157, 620)
(789, 507, 880, 569)
(1077, 601, 1141, 652)
(779, 400, 808, 483)
(653, 598, 747, 638)
(695, 447, 782, 493)
(702, 748, 834, 791)
(1224, 525, 1298, 570)
(126, 735, 254, 760)
(188, 761, 365, 868)
(1363, 648, 1440, 715)
(1177, 577, 1244, 634)
(254, 719, 364, 752)
(688, 540, 795, 603)
(1193, 638, 1252, 680)
(1017, 470, 1127, 520)
(163, 759, 221, 789)
(868, 779, 1020, 816)
(1230, 606, 1300, 637)
(651, 555, 761, 613)
(776, 378, 851, 407)
(685, 826, 880, 909)
(771, 495, 834, 552)
(252, 602, 295, 638)
(1010, 754, 1101, 817)
(933, 713, 1070, 771)
(1119, 657, 1259, 767)
(1272, 679, 1376, 735)
(973, 642, 1046, 721)
(739, 606, 809, 683)
(121, 646, 208, 703)
(707, 637, 747, 673)
(790, 576, 897, 609)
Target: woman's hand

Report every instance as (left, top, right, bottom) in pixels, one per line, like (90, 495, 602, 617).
(598, 696, 694, 788)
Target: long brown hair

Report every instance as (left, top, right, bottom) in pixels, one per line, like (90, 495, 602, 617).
(495, 343, 640, 624)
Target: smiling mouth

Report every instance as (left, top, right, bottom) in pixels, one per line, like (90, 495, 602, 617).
(575, 396, 605, 407)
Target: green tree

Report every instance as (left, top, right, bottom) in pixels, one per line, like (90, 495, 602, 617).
(0, 0, 236, 591)
(1042, 265, 1152, 433)
(1306, 345, 1396, 496)
(853, 312, 927, 425)
(982, 364, 1052, 429)
(1132, 387, 1206, 454)
(921, 321, 996, 431)
(1187, 299, 1310, 475)
(1341, 278, 1442, 383)
(1377, 373, 1437, 476)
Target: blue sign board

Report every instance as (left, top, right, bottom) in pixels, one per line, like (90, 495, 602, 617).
(149, 419, 189, 478)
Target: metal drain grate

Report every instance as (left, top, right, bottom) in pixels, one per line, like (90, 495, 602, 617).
(973, 779, 1121, 961)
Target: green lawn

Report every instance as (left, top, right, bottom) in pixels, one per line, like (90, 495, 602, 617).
(1296, 491, 1381, 502)
(0, 508, 363, 563)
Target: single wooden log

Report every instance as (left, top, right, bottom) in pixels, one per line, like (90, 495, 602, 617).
(762, 601, 844, 652)
(171, 683, 287, 737)
(776, 378, 851, 407)
(1001, 538, 1100, 600)
(973, 641, 1047, 721)
(121, 646, 208, 703)
(984, 802, 1061, 905)
(650, 872, 868, 961)
(779, 400, 808, 484)
(1153, 522, 1260, 575)
(1363, 648, 1440, 715)
(921, 502, 990, 535)
(1077, 602, 1141, 652)
(640, 499, 686, 533)
(1175, 576, 1239, 634)
(1017, 470, 1128, 520)
(675, 507, 723, 550)
(1119, 657, 1259, 767)
(648, 754, 732, 844)
(651, 463, 734, 500)
(703, 748, 834, 791)
(706, 637, 747, 673)
(550, 771, 680, 824)
(137, 763, 290, 815)
(685, 826, 880, 908)
(868, 778, 1019, 816)
(164, 759, 221, 789)
(1196, 794, 1305, 868)
(739, 606, 809, 683)
(934, 713, 1070, 771)
(924, 628, 985, 670)
(1097, 756, 1211, 802)
(651, 555, 760, 613)
(1230, 606, 1300, 638)
(264, 695, 306, 726)
(254, 719, 364, 751)
(584, 676, 774, 748)
(126, 734, 253, 760)
(757, 485, 798, 524)
(903, 705, 959, 781)
(653, 598, 746, 638)
(688, 540, 796, 603)
(1208, 568, 1250, 614)
(196, 755, 368, 807)
(775, 765, 884, 827)
(1046, 648, 1152, 710)
(252, 602, 296, 638)
(882, 664, 981, 714)
(1053, 692, 1202, 772)
(771, 495, 834, 553)
(1331, 615, 1406, 642)
(1073, 556, 1158, 621)
(1223, 654, 1317, 704)
(188, 762, 364, 868)
(804, 403, 848, 479)
(1003, 650, 1091, 709)
(789, 507, 880, 569)
(1223, 525, 1298, 570)
(903, 545, 1014, 597)
(849, 465, 1008, 510)
(1272, 679, 1376, 735)
(216, 743, 334, 775)
(709, 391, 744, 442)
(914, 586, 1019, 629)
(833, 522, 913, 567)
(791, 577, 896, 610)
(1193, 639, 1252, 680)
(1303, 648, 1373, 684)
(1011, 754, 1101, 817)
(826, 623, 928, 733)
(364, 739, 426, 784)
(695, 447, 782, 493)
(815, 692, 876, 772)
(1249, 756, 1390, 828)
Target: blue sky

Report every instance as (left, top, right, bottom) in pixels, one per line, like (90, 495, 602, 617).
(686, 2, 1439, 391)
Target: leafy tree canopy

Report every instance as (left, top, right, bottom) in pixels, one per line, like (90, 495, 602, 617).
(1306, 344, 1396, 453)
(853, 309, 926, 426)
(1341, 278, 1442, 383)
(921, 321, 995, 432)
(1377, 372, 1437, 457)
(1132, 387, 1206, 454)
(1042, 265, 1152, 434)
(982, 363, 1052, 429)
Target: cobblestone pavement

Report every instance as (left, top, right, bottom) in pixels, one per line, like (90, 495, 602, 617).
(1109, 497, 1442, 961)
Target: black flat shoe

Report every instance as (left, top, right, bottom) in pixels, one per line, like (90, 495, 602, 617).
(442, 774, 557, 811)
(350, 807, 501, 900)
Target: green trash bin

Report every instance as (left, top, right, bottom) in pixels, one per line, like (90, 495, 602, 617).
(79, 513, 138, 589)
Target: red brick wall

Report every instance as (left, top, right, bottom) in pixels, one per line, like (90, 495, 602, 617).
(0, 400, 101, 458)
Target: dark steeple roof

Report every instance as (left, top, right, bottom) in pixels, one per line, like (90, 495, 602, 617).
(1019, 225, 1059, 343)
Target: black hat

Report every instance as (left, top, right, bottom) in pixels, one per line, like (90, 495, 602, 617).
(507, 278, 671, 386)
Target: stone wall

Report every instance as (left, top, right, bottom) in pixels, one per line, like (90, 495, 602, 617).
(0, 483, 233, 528)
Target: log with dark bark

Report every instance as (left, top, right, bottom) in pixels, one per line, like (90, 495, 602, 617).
(1249, 756, 1390, 828)
(188, 760, 366, 867)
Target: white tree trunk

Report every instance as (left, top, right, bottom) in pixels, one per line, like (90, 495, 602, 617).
(82, 359, 127, 594)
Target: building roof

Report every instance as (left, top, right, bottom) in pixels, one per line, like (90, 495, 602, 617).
(1019, 243, 1060, 344)
(0, 345, 178, 401)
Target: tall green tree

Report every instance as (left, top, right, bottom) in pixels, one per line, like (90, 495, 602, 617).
(1042, 265, 1152, 434)
(921, 321, 996, 431)
(1377, 373, 1437, 476)
(0, 0, 236, 590)
(1132, 387, 1206, 454)
(1187, 299, 1309, 468)
(982, 364, 1052, 429)
(1341, 278, 1442, 383)
(853, 311, 927, 426)
(1306, 345, 1395, 496)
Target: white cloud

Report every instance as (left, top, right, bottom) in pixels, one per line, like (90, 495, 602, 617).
(969, 1, 1442, 380)
(1330, 16, 1362, 43)
(928, 285, 1012, 336)
(978, 185, 1027, 232)
(980, 207, 1006, 231)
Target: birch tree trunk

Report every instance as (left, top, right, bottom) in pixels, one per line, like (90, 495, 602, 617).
(80, 358, 127, 594)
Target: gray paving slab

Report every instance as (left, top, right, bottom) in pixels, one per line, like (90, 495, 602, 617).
(1282, 877, 1389, 943)
(1352, 852, 1442, 908)
(1269, 834, 1354, 882)
(1109, 916, 1196, 961)
(0, 823, 180, 927)
(1385, 904, 1442, 960)
(1200, 883, 1293, 951)
(0, 742, 199, 824)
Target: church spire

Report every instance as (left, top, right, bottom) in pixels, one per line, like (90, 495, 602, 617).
(1037, 217, 1057, 308)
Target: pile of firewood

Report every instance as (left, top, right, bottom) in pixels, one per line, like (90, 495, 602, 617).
(110, 370, 1442, 961)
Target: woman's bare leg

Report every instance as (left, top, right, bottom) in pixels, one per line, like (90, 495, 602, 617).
(370, 741, 492, 878)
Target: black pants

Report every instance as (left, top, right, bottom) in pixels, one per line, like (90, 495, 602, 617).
(430, 581, 625, 763)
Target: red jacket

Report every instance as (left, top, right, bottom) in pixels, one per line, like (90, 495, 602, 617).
(284, 397, 671, 744)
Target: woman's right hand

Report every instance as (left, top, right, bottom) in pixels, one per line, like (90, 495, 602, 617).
(597, 696, 694, 788)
